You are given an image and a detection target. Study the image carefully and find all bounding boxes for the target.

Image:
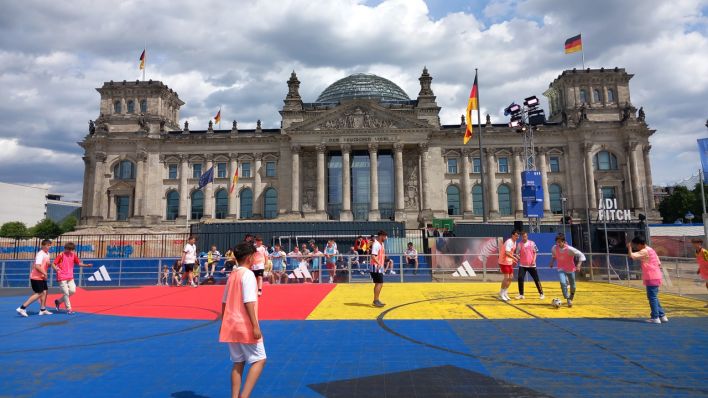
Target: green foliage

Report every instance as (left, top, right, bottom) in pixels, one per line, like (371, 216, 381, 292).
(0, 222, 29, 239)
(658, 184, 705, 224)
(60, 215, 78, 233)
(30, 219, 63, 239)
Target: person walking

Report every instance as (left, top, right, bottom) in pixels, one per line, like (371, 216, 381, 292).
(53, 242, 92, 314)
(16, 239, 53, 317)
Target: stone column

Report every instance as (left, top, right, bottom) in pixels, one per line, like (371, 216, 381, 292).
(419, 143, 431, 212)
(643, 145, 656, 210)
(340, 144, 353, 221)
(133, 151, 147, 218)
(253, 153, 263, 218)
(81, 156, 93, 220)
(513, 149, 524, 217)
(537, 149, 551, 213)
(461, 148, 473, 216)
(629, 142, 643, 210)
(228, 154, 238, 218)
(291, 146, 301, 214)
(584, 144, 597, 210)
(368, 143, 380, 221)
(316, 144, 326, 214)
(486, 148, 499, 216)
(92, 152, 107, 219)
(203, 156, 214, 219)
(394, 143, 406, 220)
(178, 155, 189, 220)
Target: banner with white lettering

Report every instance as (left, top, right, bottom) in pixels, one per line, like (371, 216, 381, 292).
(598, 198, 632, 222)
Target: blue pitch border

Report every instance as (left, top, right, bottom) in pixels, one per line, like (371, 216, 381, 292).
(1, 298, 707, 397)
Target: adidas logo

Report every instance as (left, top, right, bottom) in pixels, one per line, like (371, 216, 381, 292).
(452, 260, 477, 277)
(88, 265, 112, 282)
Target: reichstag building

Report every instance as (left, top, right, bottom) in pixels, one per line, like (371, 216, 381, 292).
(79, 67, 656, 229)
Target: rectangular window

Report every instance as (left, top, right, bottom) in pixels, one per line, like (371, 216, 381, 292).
(549, 156, 560, 173)
(241, 162, 251, 178)
(266, 161, 276, 177)
(601, 186, 616, 200)
(498, 157, 509, 173)
(447, 158, 458, 174)
(472, 157, 481, 173)
(216, 162, 227, 179)
(116, 196, 130, 221)
(192, 163, 202, 179)
(168, 164, 178, 179)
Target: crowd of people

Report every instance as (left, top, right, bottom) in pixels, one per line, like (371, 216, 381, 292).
(163, 234, 422, 287)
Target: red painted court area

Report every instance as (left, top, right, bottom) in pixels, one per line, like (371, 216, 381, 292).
(48, 284, 335, 320)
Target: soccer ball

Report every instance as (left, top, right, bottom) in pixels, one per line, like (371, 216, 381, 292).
(551, 298, 562, 308)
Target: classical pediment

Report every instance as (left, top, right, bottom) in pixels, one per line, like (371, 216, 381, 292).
(288, 101, 432, 132)
(107, 180, 135, 194)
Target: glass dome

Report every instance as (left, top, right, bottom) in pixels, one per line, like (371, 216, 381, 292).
(316, 73, 410, 103)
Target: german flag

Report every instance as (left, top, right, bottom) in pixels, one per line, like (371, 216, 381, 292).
(229, 166, 239, 194)
(214, 110, 221, 124)
(564, 34, 582, 54)
(464, 74, 478, 145)
(139, 50, 146, 70)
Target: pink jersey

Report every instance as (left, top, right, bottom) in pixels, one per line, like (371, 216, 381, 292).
(30, 250, 50, 281)
(219, 267, 262, 344)
(499, 239, 516, 266)
(553, 245, 577, 272)
(696, 248, 708, 280)
(54, 251, 80, 282)
(517, 241, 537, 267)
(640, 247, 663, 286)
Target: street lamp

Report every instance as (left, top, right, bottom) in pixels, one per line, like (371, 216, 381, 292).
(561, 197, 568, 238)
(685, 211, 695, 224)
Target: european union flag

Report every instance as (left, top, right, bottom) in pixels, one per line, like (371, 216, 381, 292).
(698, 138, 708, 184)
(198, 166, 214, 190)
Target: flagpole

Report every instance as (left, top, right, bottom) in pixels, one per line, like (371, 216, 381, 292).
(475, 68, 488, 223)
(580, 32, 585, 69)
(142, 41, 146, 81)
(219, 106, 222, 129)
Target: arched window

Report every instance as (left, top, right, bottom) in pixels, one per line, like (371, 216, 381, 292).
(593, 89, 601, 103)
(263, 188, 278, 219)
(549, 184, 563, 215)
(498, 185, 512, 216)
(472, 184, 483, 216)
(446, 185, 461, 216)
(240, 188, 253, 219)
(579, 89, 588, 104)
(214, 189, 228, 219)
(140, 99, 147, 113)
(190, 190, 204, 220)
(127, 100, 135, 114)
(113, 160, 135, 180)
(114, 100, 122, 114)
(166, 191, 179, 220)
(607, 89, 615, 103)
(593, 151, 618, 171)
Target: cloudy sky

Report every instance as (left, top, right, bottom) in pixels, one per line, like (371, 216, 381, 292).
(1, 0, 706, 201)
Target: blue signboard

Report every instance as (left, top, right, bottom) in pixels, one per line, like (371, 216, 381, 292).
(521, 170, 544, 218)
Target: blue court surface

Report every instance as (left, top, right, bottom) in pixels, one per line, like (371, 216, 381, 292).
(1, 285, 707, 398)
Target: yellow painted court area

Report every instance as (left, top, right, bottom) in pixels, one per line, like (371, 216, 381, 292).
(307, 282, 708, 320)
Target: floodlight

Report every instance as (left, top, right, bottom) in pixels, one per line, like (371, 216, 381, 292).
(524, 96, 540, 107)
(504, 103, 521, 116)
(528, 109, 546, 126)
(509, 115, 523, 128)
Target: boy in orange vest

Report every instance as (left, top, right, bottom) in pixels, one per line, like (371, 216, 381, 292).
(219, 241, 266, 398)
(691, 238, 708, 298)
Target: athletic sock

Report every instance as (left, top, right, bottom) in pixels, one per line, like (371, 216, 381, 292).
(40, 307, 46, 311)
(20, 305, 26, 310)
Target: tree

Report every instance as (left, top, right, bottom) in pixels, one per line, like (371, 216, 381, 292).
(60, 215, 78, 233)
(658, 184, 704, 224)
(30, 219, 63, 239)
(0, 222, 29, 239)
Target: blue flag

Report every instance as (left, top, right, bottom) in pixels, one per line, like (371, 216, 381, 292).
(198, 166, 214, 190)
(699, 138, 708, 184)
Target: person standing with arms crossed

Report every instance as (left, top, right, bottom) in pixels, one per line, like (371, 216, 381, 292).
(628, 237, 668, 324)
(516, 231, 544, 300)
(181, 236, 198, 288)
(498, 230, 519, 302)
(549, 234, 585, 307)
(219, 241, 266, 398)
(16, 239, 54, 317)
(370, 230, 388, 308)
(252, 236, 268, 296)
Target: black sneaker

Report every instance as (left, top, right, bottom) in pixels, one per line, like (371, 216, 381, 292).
(373, 300, 385, 308)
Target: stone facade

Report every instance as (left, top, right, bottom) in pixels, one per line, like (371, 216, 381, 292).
(79, 68, 657, 229)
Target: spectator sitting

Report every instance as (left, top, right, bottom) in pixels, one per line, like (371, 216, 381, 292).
(383, 256, 396, 275)
(347, 246, 363, 275)
(172, 260, 183, 286)
(405, 242, 419, 275)
(310, 245, 323, 283)
(269, 244, 287, 284)
(222, 247, 236, 274)
(324, 240, 338, 283)
(287, 246, 302, 283)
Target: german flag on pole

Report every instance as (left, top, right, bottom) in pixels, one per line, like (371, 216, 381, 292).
(139, 49, 146, 70)
(229, 166, 239, 194)
(564, 34, 582, 54)
(464, 73, 478, 145)
(214, 110, 221, 124)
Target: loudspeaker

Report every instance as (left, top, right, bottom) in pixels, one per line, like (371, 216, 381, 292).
(514, 220, 524, 232)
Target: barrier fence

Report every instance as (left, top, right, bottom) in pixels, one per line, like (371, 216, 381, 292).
(1, 252, 704, 301)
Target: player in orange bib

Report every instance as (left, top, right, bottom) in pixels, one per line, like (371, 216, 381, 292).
(691, 238, 708, 301)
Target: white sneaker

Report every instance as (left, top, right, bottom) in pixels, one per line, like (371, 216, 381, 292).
(645, 318, 661, 324)
(515, 295, 525, 300)
(539, 294, 545, 300)
(328, 277, 334, 283)
(390, 270, 396, 275)
(660, 315, 669, 323)
(39, 309, 53, 315)
(190, 282, 197, 288)
(16, 307, 28, 317)
(498, 293, 509, 302)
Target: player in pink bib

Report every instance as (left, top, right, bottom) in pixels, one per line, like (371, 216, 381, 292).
(628, 236, 667, 324)
(549, 234, 585, 307)
(515, 232, 544, 300)
(52, 242, 92, 314)
(219, 241, 266, 398)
